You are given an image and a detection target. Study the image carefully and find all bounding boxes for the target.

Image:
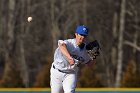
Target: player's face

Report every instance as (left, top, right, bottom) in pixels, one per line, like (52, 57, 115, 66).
(75, 33, 87, 45)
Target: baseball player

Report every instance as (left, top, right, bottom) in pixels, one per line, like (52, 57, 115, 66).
(50, 25, 97, 93)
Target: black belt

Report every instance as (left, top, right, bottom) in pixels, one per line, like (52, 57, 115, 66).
(53, 65, 65, 73)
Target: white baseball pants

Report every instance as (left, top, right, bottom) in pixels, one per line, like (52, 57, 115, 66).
(50, 66, 77, 93)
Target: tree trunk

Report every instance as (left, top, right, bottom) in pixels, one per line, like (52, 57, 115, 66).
(115, 0, 126, 87)
(51, 23, 61, 52)
(19, 0, 29, 87)
(51, 0, 61, 53)
(133, 12, 138, 54)
(2, 0, 16, 85)
(83, 0, 87, 25)
(111, 12, 118, 87)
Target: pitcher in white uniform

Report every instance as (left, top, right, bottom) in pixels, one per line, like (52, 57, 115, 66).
(50, 25, 96, 93)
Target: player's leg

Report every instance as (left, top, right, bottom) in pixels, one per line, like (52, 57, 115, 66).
(50, 67, 64, 93)
(62, 73, 77, 93)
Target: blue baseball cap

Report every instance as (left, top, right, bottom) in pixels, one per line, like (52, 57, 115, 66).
(76, 25, 89, 36)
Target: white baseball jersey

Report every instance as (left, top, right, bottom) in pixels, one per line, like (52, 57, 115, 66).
(52, 38, 91, 73)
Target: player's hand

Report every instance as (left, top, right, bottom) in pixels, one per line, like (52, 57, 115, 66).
(68, 58, 75, 65)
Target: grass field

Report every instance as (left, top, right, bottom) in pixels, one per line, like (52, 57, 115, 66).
(0, 88, 140, 93)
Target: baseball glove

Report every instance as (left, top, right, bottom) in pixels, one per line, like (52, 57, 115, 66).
(86, 40, 100, 60)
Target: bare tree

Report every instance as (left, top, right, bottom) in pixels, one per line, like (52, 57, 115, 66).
(82, 0, 87, 24)
(126, 1, 139, 54)
(50, 0, 61, 52)
(18, 0, 30, 87)
(110, 12, 118, 87)
(1, 0, 20, 87)
(50, 0, 79, 52)
(115, 0, 126, 87)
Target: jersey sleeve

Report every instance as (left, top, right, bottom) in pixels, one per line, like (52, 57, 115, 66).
(58, 39, 73, 53)
(58, 40, 65, 46)
(58, 39, 70, 46)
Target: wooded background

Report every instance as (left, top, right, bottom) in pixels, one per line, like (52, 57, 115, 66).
(0, 0, 140, 88)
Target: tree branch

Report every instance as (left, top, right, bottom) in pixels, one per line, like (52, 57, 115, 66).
(124, 40, 140, 51)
